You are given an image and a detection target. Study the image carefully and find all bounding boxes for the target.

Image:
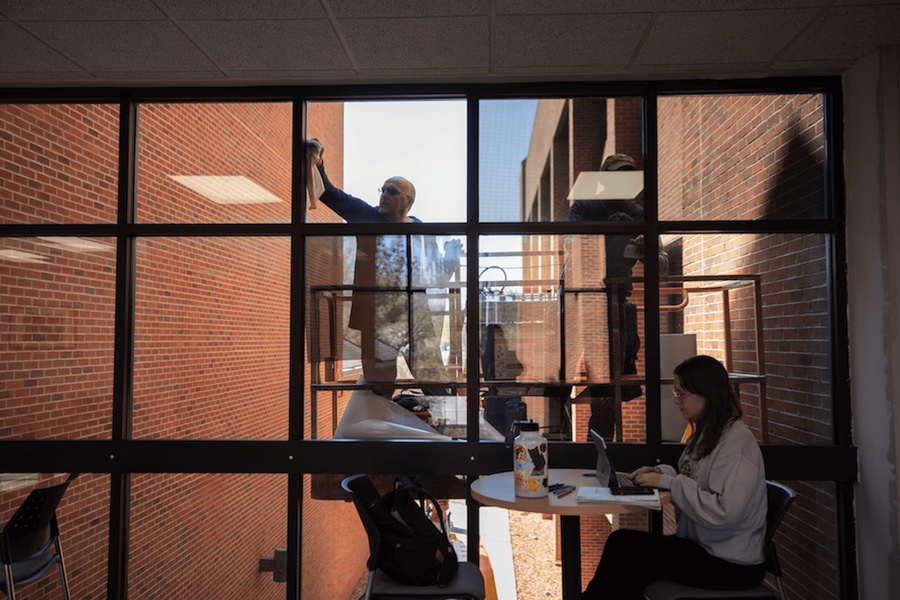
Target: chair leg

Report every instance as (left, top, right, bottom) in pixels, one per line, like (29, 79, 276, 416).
(5, 564, 16, 600)
(56, 538, 71, 600)
(775, 575, 786, 600)
(362, 569, 375, 600)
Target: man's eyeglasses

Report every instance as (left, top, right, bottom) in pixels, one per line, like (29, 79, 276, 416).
(379, 186, 413, 201)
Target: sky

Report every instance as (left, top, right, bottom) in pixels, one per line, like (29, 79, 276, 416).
(343, 99, 539, 223)
(343, 99, 539, 291)
(343, 100, 468, 223)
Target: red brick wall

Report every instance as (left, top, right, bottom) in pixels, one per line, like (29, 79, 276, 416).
(1, 100, 366, 600)
(658, 93, 835, 599)
(1, 103, 120, 598)
(526, 93, 836, 596)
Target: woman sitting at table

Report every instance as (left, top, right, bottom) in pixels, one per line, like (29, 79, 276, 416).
(581, 355, 767, 600)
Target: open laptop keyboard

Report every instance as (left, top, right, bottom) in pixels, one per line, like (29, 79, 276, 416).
(615, 472, 636, 487)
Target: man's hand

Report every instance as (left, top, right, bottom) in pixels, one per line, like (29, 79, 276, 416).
(306, 138, 324, 166)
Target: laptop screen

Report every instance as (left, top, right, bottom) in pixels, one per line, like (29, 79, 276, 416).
(567, 170, 644, 201)
(590, 428, 618, 488)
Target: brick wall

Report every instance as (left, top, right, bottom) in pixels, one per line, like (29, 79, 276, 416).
(524, 92, 837, 596)
(1, 100, 365, 600)
(658, 93, 836, 599)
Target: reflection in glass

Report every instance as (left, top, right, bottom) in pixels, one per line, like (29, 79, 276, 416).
(307, 100, 467, 224)
(477, 233, 664, 442)
(0, 236, 116, 440)
(306, 235, 472, 439)
(0, 104, 119, 224)
(136, 102, 292, 224)
(480, 97, 644, 223)
(658, 93, 826, 220)
(658, 233, 832, 445)
(132, 237, 290, 440)
(129, 473, 285, 599)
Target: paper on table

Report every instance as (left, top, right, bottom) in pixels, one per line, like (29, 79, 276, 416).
(575, 486, 661, 509)
(333, 378, 450, 440)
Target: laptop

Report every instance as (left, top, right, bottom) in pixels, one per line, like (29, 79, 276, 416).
(566, 171, 645, 201)
(590, 429, 655, 495)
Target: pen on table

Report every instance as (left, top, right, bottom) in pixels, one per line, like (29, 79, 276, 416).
(556, 487, 575, 498)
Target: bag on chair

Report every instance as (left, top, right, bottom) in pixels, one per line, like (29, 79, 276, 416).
(368, 476, 459, 586)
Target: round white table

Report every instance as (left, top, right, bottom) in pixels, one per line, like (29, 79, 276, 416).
(471, 468, 670, 600)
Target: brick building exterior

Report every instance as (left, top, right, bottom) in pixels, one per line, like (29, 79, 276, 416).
(0, 101, 367, 599)
(1, 90, 841, 599)
(520, 94, 834, 596)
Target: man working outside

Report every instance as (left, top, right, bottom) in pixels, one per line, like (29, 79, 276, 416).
(566, 153, 669, 440)
(307, 139, 461, 398)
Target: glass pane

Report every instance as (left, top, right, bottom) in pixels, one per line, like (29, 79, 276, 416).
(128, 473, 285, 599)
(136, 102, 292, 224)
(480, 97, 645, 223)
(306, 99, 467, 224)
(775, 480, 841, 599)
(658, 233, 833, 445)
(659, 93, 826, 220)
(306, 234, 469, 440)
(0, 473, 109, 598)
(307, 472, 469, 597)
(133, 237, 290, 440)
(480, 233, 655, 443)
(0, 103, 119, 224)
(0, 236, 116, 440)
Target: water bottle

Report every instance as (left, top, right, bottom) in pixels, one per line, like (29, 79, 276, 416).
(510, 420, 549, 498)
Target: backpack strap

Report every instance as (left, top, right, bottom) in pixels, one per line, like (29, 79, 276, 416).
(390, 480, 458, 587)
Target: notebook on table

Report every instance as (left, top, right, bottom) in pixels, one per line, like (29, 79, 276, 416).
(576, 429, 661, 507)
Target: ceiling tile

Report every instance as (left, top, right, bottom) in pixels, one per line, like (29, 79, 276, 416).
(0, 0, 164, 20)
(327, 0, 486, 18)
(636, 9, 818, 64)
(496, 0, 662, 14)
(180, 20, 352, 71)
(779, 5, 900, 61)
(494, 14, 651, 67)
(339, 16, 489, 69)
(24, 21, 218, 72)
(663, 0, 831, 10)
(95, 70, 225, 80)
(357, 66, 492, 77)
(771, 59, 854, 72)
(154, 0, 325, 19)
(223, 69, 359, 79)
(0, 71, 95, 81)
(0, 21, 84, 72)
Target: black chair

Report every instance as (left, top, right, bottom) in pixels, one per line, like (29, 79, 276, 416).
(1, 473, 78, 600)
(643, 481, 796, 600)
(341, 474, 486, 599)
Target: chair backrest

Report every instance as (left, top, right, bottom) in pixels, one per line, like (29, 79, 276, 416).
(1, 474, 77, 564)
(763, 480, 796, 578)
(764, 481, 795, 543)
(341, 474, 385, 572)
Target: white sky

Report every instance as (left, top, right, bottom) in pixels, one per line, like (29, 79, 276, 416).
(342, 100, 539, 292)
(344, 100, 467, 223)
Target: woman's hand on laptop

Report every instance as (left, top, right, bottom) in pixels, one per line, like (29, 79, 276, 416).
(631, 466, 662, 488)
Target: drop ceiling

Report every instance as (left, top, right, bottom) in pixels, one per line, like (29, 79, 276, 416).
(1, 0, 899, 88)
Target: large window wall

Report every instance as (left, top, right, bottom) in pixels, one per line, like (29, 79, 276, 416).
(0, 81, 854, 600)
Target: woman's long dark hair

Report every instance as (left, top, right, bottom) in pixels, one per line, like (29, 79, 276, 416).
(674, 355, 742, 460)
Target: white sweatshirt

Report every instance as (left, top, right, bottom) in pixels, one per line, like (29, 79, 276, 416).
(657, 419, 767, 565)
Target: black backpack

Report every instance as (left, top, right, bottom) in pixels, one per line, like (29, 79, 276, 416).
(367, 476, 459, 586)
